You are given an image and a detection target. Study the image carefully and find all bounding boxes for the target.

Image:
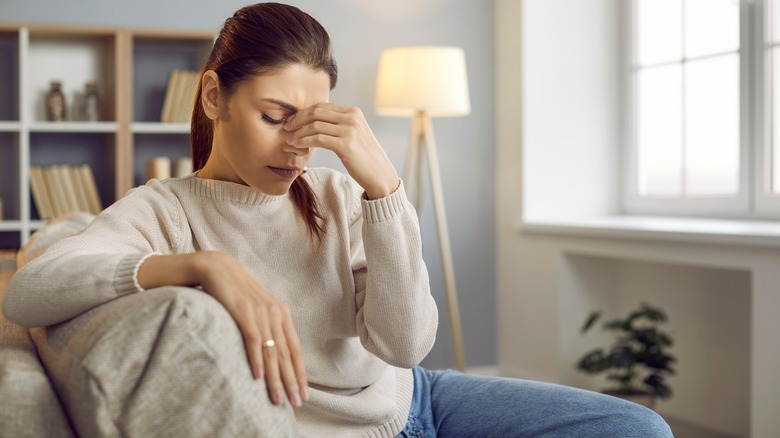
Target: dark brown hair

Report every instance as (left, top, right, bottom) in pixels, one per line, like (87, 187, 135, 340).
(191, 2, 337, 239)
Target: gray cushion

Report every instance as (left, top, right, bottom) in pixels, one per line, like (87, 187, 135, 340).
(0, 256, 76, 437)
(32, 286, 298, 437)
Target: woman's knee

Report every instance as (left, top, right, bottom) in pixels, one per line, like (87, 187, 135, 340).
(619, 402, 673, 438)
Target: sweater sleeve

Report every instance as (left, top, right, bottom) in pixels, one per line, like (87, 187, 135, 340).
(352, 181, 438, 368)
(2, 182, 184, 328)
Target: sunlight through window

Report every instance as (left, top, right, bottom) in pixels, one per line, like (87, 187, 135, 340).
(634, 0, 739, 198)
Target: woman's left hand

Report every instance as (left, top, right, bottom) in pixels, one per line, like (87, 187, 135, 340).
(284, 102, 399, 199)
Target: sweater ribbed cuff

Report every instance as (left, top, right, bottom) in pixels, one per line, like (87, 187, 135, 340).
(115, 252, 160, 295)
(361, 181, 408, 224)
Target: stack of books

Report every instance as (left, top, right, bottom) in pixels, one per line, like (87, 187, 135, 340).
(160, 70, 200, 123)
(29, 164, 102, 220)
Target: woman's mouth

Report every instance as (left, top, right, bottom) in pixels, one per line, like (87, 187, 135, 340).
(268, 166, 301, 179)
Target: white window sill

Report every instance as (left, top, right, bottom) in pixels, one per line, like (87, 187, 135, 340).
(518, 215, 780, 248)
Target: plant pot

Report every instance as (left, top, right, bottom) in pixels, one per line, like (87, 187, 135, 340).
(603, 389, 657, 410)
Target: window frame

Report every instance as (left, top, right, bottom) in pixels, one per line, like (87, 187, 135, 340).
(621, 0, 777, 219)
(755, 0, 780, 215)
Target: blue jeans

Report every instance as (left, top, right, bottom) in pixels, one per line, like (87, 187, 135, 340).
(396, 367, 673, 438)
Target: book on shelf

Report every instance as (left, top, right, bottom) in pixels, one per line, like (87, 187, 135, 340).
(161, 69, 200, 123)
(77, 164, 102, 215)
(29, 166, 54, 220)
(68, 165, 90, 213)
(30, 164, 103, 219)
(160, 70, 179, 123)
(172, 70, 190, 123)
(56, 165, 81, 215)
(147, 156, 171, 181)
(146, 156, 193, 181)
(41, 166, 66, 218)
(182, 71, 200, 123)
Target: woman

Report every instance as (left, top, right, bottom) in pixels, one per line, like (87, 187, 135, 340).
(4, 3, 672, 437)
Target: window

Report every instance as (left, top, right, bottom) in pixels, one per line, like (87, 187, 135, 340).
(625, 0, 780, 217)
(769, 0, 780, 193)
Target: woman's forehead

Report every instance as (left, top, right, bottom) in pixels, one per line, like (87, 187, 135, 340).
(239, 64, 331, 107)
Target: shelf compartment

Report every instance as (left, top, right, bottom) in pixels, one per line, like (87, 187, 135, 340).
(29, 132, 116, 219)
(132, 36, 212, 123)
(28, 32, 116, 123)
(0, 31, 19, 121)
(0, 132, 20, 221)
(0, 231, 21, 250)
(133, 133, 191, 186)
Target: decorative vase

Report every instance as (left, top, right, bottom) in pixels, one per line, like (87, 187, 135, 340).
(84, 80, 99, 122)
(46, 80, 66, 122)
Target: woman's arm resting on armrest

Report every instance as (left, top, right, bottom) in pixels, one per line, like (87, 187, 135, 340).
(32, 286, 297, 437)
(139, 251, 310, 409)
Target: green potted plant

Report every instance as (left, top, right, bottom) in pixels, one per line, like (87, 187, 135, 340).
(575, 302, 676, 408)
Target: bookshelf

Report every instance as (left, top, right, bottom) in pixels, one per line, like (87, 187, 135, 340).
(0, 23, 215, 248)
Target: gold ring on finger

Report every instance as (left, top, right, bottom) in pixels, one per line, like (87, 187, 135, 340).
(262, 339, 276, 348)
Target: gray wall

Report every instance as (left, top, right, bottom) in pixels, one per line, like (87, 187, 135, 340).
(0, 0, 496, 369)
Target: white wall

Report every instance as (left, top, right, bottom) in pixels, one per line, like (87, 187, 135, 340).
(496, 0, 624, 381)
(0, 0, 497, 369)
(521, 0, 622, 220)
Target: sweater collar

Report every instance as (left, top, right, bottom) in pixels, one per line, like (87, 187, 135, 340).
(187, 173, 291, 205)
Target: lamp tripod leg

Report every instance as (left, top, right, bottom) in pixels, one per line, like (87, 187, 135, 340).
(403, 114, 423, 212)
(420, 114, 467, 373)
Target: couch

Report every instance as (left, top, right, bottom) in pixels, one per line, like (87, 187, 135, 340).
(0, 213, 298, 437)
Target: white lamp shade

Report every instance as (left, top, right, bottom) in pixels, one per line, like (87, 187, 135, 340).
(375, 46, 470, 117)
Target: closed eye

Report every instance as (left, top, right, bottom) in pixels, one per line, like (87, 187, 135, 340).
(262, 113, 286, 125)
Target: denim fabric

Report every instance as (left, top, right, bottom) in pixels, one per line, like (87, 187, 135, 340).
(395, 367, 673, 438)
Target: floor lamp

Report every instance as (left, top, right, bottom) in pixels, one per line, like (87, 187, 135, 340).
(375, 46, 470, 372)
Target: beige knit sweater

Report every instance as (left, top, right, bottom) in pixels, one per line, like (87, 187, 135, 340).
(4, 167, 438, 437)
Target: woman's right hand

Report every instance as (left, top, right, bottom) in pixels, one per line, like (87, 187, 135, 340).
(137, 251, 308, 407)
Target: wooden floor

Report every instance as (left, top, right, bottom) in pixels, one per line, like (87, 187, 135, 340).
(665, 417, 744, 438)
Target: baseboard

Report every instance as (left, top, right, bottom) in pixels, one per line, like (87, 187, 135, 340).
(465, 365, 500, 376)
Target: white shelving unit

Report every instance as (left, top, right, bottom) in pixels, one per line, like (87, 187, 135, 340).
(29, 122, 118, 133)
(0, 121, 20, 131)
(0, 23, 215, 248)
(131, 122, 189, 134)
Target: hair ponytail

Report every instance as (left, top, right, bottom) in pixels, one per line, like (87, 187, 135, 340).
(191, 72, 212, 172)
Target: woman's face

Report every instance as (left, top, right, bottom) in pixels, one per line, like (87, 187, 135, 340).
(200, 63, 331, 194)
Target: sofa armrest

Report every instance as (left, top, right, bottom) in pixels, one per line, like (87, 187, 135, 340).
(0, 255, 75, 438)
(0, 310, 76, 438)
(31, 286, 297, 437)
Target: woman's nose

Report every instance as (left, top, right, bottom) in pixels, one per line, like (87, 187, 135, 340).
(282, 138, 310, 157)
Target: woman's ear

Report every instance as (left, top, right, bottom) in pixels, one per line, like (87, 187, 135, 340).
(201, 70, 221, 120)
